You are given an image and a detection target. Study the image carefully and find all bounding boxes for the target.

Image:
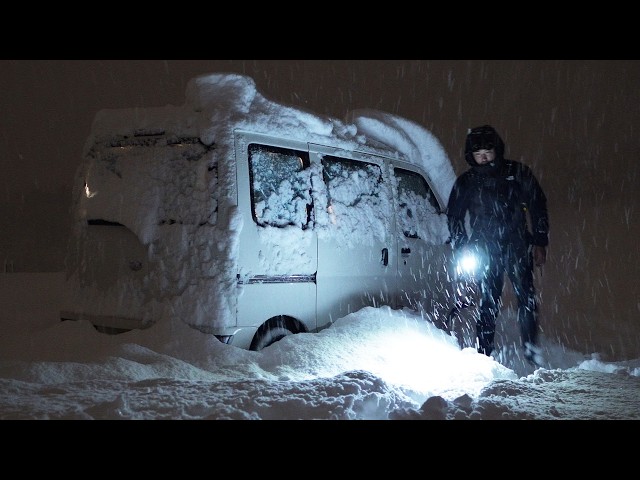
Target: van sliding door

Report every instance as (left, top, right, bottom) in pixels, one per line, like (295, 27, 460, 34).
(235, 132, 318, 333)
(312, 148, 396, 329)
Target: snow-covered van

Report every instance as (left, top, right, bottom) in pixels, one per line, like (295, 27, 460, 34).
(61, 73, 457, 350)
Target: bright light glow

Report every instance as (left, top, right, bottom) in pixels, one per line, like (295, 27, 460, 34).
(267, 307, 514, 404)
(456, 251, 479, 277)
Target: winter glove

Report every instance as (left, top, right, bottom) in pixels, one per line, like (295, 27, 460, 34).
(533, 245, 546, 267)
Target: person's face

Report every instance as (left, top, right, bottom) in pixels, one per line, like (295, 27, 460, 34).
(472, 148, 495, 165)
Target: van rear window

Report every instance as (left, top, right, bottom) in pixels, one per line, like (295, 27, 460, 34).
(248, 144, 312, 229)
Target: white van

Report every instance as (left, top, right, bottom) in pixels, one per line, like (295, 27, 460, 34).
(61, 73, 457, 350)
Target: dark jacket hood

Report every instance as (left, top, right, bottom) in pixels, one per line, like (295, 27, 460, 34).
(464, 124, 506, 167)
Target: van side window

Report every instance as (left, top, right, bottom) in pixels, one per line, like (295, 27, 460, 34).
(395, 168, 441, 239)
(321, 155, 391, 246)
(248, 144, 312, 229)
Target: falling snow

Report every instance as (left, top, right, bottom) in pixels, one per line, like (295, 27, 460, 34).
(2, 64, 640, 421)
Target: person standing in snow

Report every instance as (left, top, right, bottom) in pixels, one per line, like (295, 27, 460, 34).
(446, 125, 549, 366)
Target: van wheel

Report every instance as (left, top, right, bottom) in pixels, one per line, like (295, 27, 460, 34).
(250, 316, 296, 351)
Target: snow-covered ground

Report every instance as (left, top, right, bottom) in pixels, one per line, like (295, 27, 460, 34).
(1, 273, 638, 420)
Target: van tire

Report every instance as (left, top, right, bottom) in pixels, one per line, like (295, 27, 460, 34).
(250, 316, 297, 351)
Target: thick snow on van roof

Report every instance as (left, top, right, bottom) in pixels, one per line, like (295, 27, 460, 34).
(72, 73, 457, 332)
(86, 73, 456, 203)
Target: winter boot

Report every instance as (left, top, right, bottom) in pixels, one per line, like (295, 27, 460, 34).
(524, 342, 544, 367)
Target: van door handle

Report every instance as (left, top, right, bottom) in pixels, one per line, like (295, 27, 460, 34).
(401, 247, 411, 255)
(381, 248, 389, 266)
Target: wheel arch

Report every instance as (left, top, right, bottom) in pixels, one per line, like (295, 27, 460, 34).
(249, 314, 307, 351)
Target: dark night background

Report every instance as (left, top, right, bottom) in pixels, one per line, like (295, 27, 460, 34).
(1, 60, 639, 359)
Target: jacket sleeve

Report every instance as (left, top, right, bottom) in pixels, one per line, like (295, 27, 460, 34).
(446, 176, 469, 250)
(521, 164, 549, 247)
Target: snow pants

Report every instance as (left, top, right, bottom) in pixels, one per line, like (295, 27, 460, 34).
(476, 241, 538, 357)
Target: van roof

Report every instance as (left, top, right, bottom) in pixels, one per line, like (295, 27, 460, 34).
(86, 73, 456, 204)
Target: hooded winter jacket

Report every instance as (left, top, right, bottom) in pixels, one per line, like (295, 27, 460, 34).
(447, 125, 549, 251)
